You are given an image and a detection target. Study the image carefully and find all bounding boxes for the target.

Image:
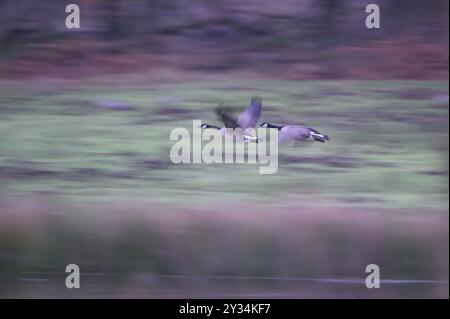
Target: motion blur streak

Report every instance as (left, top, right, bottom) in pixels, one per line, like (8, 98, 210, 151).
(0, 0, 448, 298)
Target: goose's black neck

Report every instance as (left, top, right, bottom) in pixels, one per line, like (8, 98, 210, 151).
(267, 123, 283, 130)
(204, 124, 221, 129)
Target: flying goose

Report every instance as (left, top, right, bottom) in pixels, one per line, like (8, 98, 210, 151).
(202, 96, 262, 143)
(260, 122, 330, 144)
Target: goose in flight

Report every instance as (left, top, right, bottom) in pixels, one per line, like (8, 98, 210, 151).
(202, 96, 262, 143)
(260, 122, 330, 144)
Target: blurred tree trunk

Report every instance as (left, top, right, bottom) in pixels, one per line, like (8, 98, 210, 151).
(0, 0, 35, 51)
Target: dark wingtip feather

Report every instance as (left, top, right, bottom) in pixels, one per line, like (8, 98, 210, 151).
(251, 95, 262, 106)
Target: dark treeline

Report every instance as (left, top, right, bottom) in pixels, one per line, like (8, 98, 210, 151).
(0, 0, 448, 79)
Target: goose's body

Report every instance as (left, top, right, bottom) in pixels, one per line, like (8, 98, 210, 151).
(260, 122, 329, 144)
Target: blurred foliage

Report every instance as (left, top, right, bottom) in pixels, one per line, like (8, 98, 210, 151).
(0, 0, 448, 79)
(0, 199, 448, 298)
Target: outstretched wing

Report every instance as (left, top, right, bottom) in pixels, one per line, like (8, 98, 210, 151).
(237, 96, 262, 129)
(215, 106, 241, 129)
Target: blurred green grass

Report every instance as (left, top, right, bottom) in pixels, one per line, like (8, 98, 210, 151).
(0, 80, 448, 209)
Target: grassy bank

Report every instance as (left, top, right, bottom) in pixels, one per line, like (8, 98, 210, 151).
(0, 79, 448, 208)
